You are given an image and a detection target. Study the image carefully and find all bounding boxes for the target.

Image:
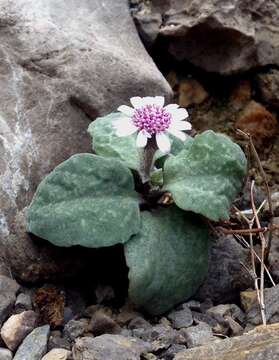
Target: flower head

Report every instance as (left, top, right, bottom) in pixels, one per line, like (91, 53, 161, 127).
(114, 96, 191, 153)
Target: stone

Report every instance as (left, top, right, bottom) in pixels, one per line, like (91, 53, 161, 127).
(128, 316, 152, 330)
(246, 284, 279, 328)
(132, 1, 279, 75)
(0, 275, 20, 325)
(141, 353, 157, 360)
(48, 330, 71, 351)
(180, 322, 214, 348)
(174, 323, 279, 360)
(87, 309, 121, 336)
(191, 311, 218, 328)
(64, 319, 89, 342)
(257, 70, 279, 108)
(1, 310, 37, 351)
(133, 12, 162, 47)
(15, 293, 32, 313)
(182, 300, 201, 312)
(115, 303, 141, 326)
(240, 290, 258, 312)
(195, 235, 253, 303)
(13, 325, 50, 360)
(0, 348, 13, 360)
(167, 307, 193, 329)
(72, 334, 151, 360)
(0, 0, 172, 283)
(42, 348, 71, 360)
(132, 325, 184, 352)
(178, 79, 208, 108)
(207, 304, 245, 324)
(225, 316, 244, 336)
(235, 101, 278, 147)
(161, 344, 187, 360)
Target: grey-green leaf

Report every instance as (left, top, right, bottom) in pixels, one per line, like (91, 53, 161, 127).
(88, 113, 141, 170)
(27, 154, 141, 247)
(125, 207, 209, 315)
(163, 130, 247, 221)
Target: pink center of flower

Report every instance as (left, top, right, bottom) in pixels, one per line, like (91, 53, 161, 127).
(132, 104, 171, 135)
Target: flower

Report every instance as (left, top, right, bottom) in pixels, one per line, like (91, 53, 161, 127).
(113, 96, 191, 153)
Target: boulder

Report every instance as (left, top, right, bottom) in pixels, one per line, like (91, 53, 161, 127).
(195, 235, 253, 303)
(174, 323, 279, 360)
(73, 334, 151, 360)
(0, 0, 172, 282)
(132, 0, 279, 74)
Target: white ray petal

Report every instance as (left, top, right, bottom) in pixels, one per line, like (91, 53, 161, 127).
(170, 120, 192, 131)
(156, 132, 171, 154)
(130, 97, 144, 108)
(114, 118, 138, 137)
(170, 108, 189, 121)
(164, 104, 179, 112)
(117, 105, 135, 116)
(153, 96, 165, 107)
(167, 128, 187, 141)
(136, 130, 149, 148)
(141, 96, 156, 106)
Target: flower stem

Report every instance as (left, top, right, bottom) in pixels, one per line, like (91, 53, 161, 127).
(139, 137, 157, 184)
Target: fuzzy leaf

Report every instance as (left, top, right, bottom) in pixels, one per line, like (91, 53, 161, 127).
(163, 130, 247, 221)
(88, 113, 141, 170)
(125, 207, 208, 315)
(27, 154, 141, 247)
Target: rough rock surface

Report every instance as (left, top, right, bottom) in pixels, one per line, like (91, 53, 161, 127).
(42, 348, 71, 360)
(13, 325, 50, 360)
(174, 323, 279, 360)
(0, 348, 13, 360)
(246, 285, 279, 328)
(195, 235, 252, 303)
(72, 334, 150, 360)
(133, 0, 279, 74)
(0, 275, 20, 326)
(180, 322, 214, 348)
(0, 0, 172, 282)
(0, 310, 37, 351)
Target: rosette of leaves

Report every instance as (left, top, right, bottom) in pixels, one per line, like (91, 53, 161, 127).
(27, 112, 247, 315)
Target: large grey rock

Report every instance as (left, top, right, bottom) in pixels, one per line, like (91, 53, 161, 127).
(132, 0, 279, 75)
(13, 325, 50, 360)
(73, 334, 151, 360)
(0, 275, 20, 326)
(0, 0, 172, 282)
(195, 235, 253, 303)
(174, 323, 279, 360)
